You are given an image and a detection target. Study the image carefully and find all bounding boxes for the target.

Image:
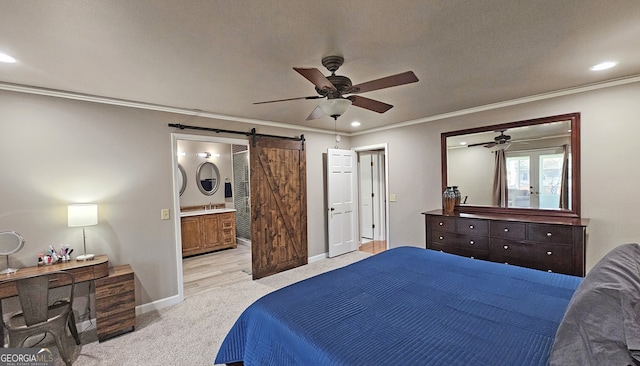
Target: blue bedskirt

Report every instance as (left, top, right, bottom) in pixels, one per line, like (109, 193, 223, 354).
(215, 246, 581, 365)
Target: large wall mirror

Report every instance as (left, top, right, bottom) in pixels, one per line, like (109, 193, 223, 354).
(196, 161, 221, 196)
(442, 112, 581, 218)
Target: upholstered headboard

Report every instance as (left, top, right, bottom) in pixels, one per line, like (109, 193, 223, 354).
(550, 243, 640, 366)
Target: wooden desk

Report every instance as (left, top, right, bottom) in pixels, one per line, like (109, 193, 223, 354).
(0, 256, 110, 345)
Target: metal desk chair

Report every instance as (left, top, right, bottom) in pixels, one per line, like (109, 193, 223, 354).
(2, 271, 81, 366)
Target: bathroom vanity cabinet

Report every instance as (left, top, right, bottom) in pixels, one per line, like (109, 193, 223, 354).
(181, 209, 236, 257)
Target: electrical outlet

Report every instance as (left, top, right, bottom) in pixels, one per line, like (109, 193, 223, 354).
(161, 208, 170, 220)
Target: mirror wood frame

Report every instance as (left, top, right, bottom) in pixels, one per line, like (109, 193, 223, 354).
(441, 112, 581, 218)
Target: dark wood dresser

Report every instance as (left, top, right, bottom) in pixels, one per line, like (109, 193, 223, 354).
(422, 209, 589, 276)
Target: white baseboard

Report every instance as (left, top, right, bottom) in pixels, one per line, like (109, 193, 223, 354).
(308, 252, 328, 263)
(135, 294, 182, 316)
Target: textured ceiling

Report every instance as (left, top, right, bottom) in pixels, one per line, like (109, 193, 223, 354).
(1, 1, 639, 133)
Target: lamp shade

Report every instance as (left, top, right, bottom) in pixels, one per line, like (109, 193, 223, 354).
(68, 204, 98, 227)
(318, 98, 352, 118)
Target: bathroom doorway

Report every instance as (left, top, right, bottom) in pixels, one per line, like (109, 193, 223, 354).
(171, 133, 251, 300)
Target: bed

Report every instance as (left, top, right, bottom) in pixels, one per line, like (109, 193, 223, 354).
(215, 245, 640, 365)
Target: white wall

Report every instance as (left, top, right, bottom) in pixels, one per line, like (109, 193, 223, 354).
(351, 81, 640, 271)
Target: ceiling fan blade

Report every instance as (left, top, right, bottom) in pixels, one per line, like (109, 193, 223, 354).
(306, 106, 324, 121)
(293, 67, 336, 91)
(347, 95, 393, 113)
(467, 141, 495, 147)
(253, 96, 323, 105)
(349, 71, 419, 94)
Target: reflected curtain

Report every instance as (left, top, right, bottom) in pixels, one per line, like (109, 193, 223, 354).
(492, 149, 508, 207)
(559, 144, 569, 209)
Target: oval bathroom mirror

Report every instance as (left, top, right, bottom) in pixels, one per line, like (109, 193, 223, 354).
(178, 164, 187, 196)
(0, 231, 25, 274)
(196, 161, 220, 196)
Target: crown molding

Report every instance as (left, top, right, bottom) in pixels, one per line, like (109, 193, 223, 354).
(350, 74, 640, 136)
(2, 74, 639, 137)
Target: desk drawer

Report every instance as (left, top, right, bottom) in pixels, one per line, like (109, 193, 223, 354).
(97, 308, 136, 338)
(95, 275, 134, 299)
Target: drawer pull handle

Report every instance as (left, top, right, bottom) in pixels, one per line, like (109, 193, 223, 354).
(503, 228, 509, 232)
(439, 222, 444, 226)
(547, 251, 553, 256)
(470, 256, 475, 259)
(439, 236, 444, 240)
(469, 240, 475, 245)
(547, 270, 553, 273)
(547, 232, 552, 237)
(469, 225, 474, 229)
(503, 245, 509, 250)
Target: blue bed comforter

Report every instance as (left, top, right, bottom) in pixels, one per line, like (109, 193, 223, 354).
(215, 246, 581, 366)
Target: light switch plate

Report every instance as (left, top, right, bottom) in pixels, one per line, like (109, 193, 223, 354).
(389, 194, 397, 202)
(161, 208, 170, 220)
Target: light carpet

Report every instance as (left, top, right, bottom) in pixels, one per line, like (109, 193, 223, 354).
(62, 250, 371, 366)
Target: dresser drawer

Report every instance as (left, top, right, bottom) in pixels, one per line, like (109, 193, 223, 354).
(429, 242, 489, 260)
(490, 252, 574, 274)
(490, 238, 573, 264)
(490, 221, 526, 240)
(456, 218, 489, 236)
(428, 215, 456, 233)
(432, 230, 489, 251)
(527, 224, 573, 244)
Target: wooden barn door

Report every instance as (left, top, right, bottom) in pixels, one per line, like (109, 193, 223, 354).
(250, 136, 308, 279)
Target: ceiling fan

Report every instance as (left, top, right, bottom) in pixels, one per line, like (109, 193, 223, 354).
(253, 55, 419, 120)
(467, 130, 512, 148)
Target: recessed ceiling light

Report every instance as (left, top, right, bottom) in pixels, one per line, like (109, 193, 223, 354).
(590, 61, 618, 71)
(0, 52, 17, 63)
(351, 121, 361, 127)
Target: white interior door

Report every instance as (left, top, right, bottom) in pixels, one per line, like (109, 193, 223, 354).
(359, 153, 374, 240)
(327, 148, 358, 258)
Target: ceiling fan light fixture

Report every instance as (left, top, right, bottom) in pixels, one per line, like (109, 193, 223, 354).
(494, 142, 511, 151)
(319, 98, 352, 119)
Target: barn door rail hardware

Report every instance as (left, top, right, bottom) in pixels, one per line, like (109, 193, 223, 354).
(168, 124, 305, 150)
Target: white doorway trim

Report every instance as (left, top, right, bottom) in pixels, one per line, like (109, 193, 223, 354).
(353, 143, 390, 249)
(171, 133, 249, 303)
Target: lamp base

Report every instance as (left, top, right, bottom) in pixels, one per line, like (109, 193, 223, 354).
(76, 254, 95, 261)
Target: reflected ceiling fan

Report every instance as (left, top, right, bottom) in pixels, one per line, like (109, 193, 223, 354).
(253, 55, 419, 120)
(467, 130, 512, 148)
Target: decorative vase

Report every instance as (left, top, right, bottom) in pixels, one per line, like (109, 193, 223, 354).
(443, 186, 456, 215)
(453, 186, 461, 207)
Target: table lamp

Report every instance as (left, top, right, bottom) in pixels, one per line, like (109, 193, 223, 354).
(68, 204, 98, 261)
